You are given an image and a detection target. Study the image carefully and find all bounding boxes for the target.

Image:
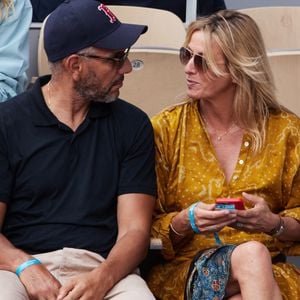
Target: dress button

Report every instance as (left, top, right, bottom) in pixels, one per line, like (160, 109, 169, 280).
(232, 175, 239, 180)
(239, 159, 244, 165)
(244, 141, 250, 147)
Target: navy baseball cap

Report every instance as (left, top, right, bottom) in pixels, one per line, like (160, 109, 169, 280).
(44, 0, 148, 62)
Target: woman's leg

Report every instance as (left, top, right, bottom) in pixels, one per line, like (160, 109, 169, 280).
(227, 295, 242, 300)
(226, 241, 282, 300)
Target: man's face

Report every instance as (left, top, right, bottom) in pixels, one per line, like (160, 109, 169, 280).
(74, 48, 132, 103)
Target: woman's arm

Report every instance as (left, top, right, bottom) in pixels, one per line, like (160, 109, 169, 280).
(0, 0, 32, 101)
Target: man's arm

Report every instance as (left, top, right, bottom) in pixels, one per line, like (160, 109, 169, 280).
(0, 202, 61, 299)
(107, 193, 156, 278)
(57, 193, 155, 300)
(0, 202, 31, 271)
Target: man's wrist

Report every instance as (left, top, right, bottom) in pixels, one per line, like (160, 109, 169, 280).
(15, 258, 41, 277)
(10, 250, 32, 273)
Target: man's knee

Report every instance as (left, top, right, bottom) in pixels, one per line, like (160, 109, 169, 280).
(114, 289, 155, 300)
(105, 273, 155, 300)
(0, 270, 29, 300)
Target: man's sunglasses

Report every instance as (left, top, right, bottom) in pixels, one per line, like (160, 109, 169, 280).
(179, 47, 209, 71)
(77, 48, 130, 68)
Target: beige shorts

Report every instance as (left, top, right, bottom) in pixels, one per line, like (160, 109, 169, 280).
(0, 247, 155, 300)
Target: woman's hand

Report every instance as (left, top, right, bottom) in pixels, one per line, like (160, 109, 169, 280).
(232, 192, 279, 233)
(170, 201, 237, 240)
(192, 202, 237, 233)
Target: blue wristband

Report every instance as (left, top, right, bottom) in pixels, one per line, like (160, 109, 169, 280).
(189, 203, 201, 234)
(15, 259, 41, 277)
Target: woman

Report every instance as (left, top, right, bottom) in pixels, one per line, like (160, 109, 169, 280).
(147, 10, 300, 300)
(0, 0, 32, 101)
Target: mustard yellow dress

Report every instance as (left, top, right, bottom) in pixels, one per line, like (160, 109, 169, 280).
(147, 100, 300, 300)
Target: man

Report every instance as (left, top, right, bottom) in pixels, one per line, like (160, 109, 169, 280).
(0, 1, 156, 299)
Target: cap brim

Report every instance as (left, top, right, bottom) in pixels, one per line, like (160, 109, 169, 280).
(93, 23, 148, 50)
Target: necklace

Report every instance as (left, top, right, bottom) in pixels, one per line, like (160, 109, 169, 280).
(47, 81, 52, 108)
(201, 115, 239, 141)
(47, 81, 88, 126)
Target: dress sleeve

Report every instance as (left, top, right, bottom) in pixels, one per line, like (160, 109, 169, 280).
(0, 0, 32, 102)
(280, 117, 300, 254)
(280, 117, 300, 218)
(150, 113, 178, 260)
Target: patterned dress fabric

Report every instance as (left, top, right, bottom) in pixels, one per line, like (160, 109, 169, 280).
(147, 100, 300, 300)
(185, 245, 236, 300)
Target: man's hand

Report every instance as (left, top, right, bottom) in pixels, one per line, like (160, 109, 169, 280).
(19, 263, 61, 300)
(57, 269, 107, 300)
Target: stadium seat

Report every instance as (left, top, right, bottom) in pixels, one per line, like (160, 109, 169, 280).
(267, 50, 300, 116)
(239, 7, 300, 51)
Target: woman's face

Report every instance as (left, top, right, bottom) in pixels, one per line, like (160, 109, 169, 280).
(184, 30, 235, 101)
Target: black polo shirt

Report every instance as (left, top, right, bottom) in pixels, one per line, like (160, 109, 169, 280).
(0, 76, 156, 257)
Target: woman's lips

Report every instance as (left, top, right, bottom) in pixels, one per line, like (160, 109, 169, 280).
(186, 79, 199, 88)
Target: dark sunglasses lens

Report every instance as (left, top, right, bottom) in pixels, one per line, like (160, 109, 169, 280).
(179, 47, 206, 70)
(179, 47, 191, 65)
(115, 48, 130, 65)
(194, 55, 204, 69)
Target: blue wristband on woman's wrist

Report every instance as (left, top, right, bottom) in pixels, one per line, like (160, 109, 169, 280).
(189, 203, 201, 234)
(15, 258, 41, 277)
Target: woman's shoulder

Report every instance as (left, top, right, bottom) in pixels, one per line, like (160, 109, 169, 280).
(151, 99, 197, 126)
(269, 110, 300, 127)
(269, 111, 300, 141)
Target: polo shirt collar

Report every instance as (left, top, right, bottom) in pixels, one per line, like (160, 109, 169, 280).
(30, 76, 112, 126)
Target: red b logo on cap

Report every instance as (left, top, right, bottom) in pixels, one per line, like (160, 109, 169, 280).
(98, 4, 117, 23)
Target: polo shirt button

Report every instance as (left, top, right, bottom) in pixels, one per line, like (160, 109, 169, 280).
(239, 159, 244, 165)
(244, 141, 250, 147)
(232, 175, 239, 180)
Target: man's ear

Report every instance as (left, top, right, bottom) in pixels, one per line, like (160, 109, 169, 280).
(62, 54, 84, 80)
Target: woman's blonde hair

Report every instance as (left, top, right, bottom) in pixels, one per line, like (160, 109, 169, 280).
(0, 0, 14, 20)
(184, 10, 284, 153)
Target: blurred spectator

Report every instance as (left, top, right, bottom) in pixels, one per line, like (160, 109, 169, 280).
(0, 0, 32, 102)
(197, 0, 226, 17)
(31, 0, 226, 22)
(31, 0, 62, 22)
(103, 0, 226, 21)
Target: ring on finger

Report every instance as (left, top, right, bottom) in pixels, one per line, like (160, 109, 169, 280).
(211, 225, 218, 232)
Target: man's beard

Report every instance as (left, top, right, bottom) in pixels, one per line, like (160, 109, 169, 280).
(74, 70, 122, 103)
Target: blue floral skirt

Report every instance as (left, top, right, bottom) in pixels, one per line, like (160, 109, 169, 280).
(185, 245, 237, 300)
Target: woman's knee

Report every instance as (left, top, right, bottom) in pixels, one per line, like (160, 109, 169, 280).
(233, 241, 271, 264)
(231, 241, 272, 276)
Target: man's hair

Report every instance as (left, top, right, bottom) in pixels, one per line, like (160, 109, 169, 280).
(0, 0, 14, 20)
(48, 46, 96, 77)
(184, 10, 285, 153)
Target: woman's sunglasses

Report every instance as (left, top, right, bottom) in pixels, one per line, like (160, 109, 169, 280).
(179, 47, 209, 71)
